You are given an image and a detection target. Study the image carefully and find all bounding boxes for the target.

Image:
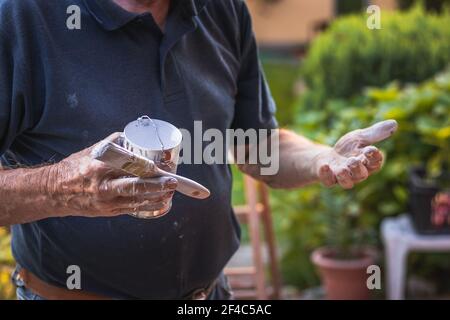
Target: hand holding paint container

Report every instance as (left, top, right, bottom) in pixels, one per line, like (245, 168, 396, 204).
(93, 116, 210, 219)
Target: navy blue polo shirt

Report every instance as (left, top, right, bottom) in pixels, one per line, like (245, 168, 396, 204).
(0, 0, 277, 299)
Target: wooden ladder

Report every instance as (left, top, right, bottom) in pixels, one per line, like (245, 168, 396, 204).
(225, 175, 282, 299)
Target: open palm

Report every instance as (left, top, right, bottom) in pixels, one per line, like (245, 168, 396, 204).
(316, 120, 398, 189)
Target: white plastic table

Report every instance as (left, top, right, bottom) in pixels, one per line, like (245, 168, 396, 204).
(381, 214, 450, 300)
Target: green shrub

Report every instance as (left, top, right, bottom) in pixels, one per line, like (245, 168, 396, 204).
(301, 6, 450, 109)
(262, 60, 300, 126)
(398, 0, 450, 12)
(277, 67, 450, 289)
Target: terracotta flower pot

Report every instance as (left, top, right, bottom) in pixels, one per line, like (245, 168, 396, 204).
(311, 246, 377, 300)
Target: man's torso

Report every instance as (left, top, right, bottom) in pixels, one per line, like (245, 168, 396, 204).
(1, 0, 246, 299)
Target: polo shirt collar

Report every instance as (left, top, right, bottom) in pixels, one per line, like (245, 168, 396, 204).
(83, 0, 209, 31)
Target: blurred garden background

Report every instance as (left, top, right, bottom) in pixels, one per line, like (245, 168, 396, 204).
(233, 0, 450, 299)
(1, 0, 449, 299)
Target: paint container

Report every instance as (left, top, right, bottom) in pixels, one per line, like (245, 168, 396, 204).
(123, 116, 183, 218)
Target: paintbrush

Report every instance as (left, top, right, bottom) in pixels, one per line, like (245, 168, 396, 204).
(91, 141, 210, 200)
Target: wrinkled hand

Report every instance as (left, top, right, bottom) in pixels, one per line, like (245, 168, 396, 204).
(316, 120, 398, 189)
(50, 132, 178, 217)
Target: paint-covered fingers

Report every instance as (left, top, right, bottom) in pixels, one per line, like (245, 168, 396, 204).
(103, 132, 124, 144)
(333, 120, 397, 157)
(113, 191, 175, 207)
(109, 203, 171, 216)
(346, 157, 369, 182)
(62, 132, 124, 167)
(108, 192, 174, 215)
(318, 164, 337, 187)
(360, 146, 384, 173)
(335, 168, 354, 189)
(358, 120, 398, 146)
(318, 154, 370, 189)
(101, 176, 177, 215)
(99, 186, 176, 216)
(323, 147, 382, 189)
(330, 156, 370, 189)
(100, 176, 178, 197)
(87, 132, 123, 156)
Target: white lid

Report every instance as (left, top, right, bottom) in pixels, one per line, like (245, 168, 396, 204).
(123, 116, 182, 151)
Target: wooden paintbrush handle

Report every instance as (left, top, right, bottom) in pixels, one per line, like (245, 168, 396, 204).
(157, 170, 211, 200)
(92, 141, 210, 200)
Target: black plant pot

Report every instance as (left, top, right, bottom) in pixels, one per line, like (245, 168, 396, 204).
(408, 167, 450, 235)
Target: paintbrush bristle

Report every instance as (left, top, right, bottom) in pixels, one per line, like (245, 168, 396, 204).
(92, 142, 133, 165)
(91, 141, 156, 176)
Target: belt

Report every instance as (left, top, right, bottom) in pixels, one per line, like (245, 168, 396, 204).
(13, 267, 217, 300)
(14, 268, 110, 300)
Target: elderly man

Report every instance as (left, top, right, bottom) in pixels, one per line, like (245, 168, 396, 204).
(0, 0, 397, 300)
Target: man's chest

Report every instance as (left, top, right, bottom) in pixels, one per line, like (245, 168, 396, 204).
(28, 24, 240, 154)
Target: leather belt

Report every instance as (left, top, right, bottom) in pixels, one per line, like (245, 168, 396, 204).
(15, 268, 110, 300)
(13, 267, 217, 300)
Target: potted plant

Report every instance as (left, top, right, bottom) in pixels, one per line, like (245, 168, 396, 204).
(409, 168, 450, 234)
(311, 189, 377, 300)
(408, 121, 450, 235)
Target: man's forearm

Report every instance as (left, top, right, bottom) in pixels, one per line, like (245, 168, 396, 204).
(237, 129, 330, 189)
(238, 120, 397, 190)
(0, 165, 61, 226)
